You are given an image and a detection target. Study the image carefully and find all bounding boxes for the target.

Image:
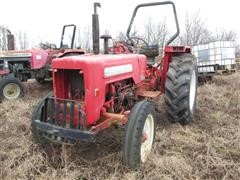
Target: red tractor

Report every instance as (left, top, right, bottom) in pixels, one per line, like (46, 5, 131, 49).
(32, 1, 197, 169)
(0, 24, 84, 100)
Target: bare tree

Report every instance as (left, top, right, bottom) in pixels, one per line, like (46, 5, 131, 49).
(116, 31, 127, 41)
(144, 18, 168, 49)
(179, 11, 238, 46)
(75, 28, 82, 49)
(0, 26, 8, 51)
(82, 25, 92, 52)
(211, 29, 237, 41)
(16, 31, 29, 50)
(179, 11, 211, 46)
(130, 26, 139, 37)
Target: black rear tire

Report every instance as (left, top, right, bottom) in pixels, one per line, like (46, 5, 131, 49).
(123, 100, 156, 169)
(0, 76, 25, 100)
(164, 53, 197, 125)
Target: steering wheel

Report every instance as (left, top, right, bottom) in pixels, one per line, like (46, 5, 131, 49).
(126, 37, 149, 49)
(39, 43, 57, 50)
(39, 43, 51, 50)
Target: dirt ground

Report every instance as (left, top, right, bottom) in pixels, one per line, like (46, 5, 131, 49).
(0, 72, 239, 180)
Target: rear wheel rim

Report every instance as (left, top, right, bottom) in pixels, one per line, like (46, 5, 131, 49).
(189, 70, 196, 113)
(141, 114, 154, 162)
(3, 83, 21, 99)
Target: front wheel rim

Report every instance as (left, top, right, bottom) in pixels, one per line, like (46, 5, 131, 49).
(3, 83, 21, 99)
(141, 114, 154, 162)
(189, 70, 197, 113)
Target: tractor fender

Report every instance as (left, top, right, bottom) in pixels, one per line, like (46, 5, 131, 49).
(0, 69, 10, 76)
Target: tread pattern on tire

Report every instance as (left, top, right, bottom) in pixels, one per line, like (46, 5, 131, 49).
(123, 100, 156, 169)
(31, 92, 53, 143)
(164, 53, 197, 125)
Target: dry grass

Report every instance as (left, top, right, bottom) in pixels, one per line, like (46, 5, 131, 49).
(0, 73, 240, 180)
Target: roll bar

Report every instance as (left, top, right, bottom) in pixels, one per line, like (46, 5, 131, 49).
(126, 1, 180, 45)
(60, 24, 76, 49)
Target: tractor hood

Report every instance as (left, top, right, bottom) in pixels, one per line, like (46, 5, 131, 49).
(52, 54, 147, 84)
(0, 49, 50, 60)
(53, 54, 145, 69)
(0, 49, 51, 69)
(0, 50, 32, 58)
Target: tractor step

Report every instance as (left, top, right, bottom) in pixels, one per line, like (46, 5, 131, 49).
(138, 90, 161, 98)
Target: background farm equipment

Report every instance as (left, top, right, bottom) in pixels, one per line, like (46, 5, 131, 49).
(0, 24, 84, 100)
(192, 41, 236, 81)
(32, 1, 198, 169)
(236, 57, 240, 70)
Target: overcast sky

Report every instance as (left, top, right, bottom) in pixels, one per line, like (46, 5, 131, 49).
(1, 0, 239, 46)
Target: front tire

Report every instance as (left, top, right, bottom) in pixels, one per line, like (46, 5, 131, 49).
(164, 53, 197, 125)
(31, 92, 53, 143)
(0, 76, 25, 100)
(123, 100, 156, 169)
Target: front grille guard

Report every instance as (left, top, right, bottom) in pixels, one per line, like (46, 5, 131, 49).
(41, 97, 87, 130)
(34, 97, 95, 143)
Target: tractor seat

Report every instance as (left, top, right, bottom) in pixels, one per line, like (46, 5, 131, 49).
(138, 44, 159, 65)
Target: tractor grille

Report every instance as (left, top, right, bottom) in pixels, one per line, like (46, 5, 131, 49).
(41, 97, 87, 130)
(34, 97, 94, 143)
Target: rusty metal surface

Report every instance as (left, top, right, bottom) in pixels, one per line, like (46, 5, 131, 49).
(90, 112, 127, 134)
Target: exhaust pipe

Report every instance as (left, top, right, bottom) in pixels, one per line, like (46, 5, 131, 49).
(92, 2, 101, 54)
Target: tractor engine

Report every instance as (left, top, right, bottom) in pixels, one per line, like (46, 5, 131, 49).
(106, 79, 135, 113)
